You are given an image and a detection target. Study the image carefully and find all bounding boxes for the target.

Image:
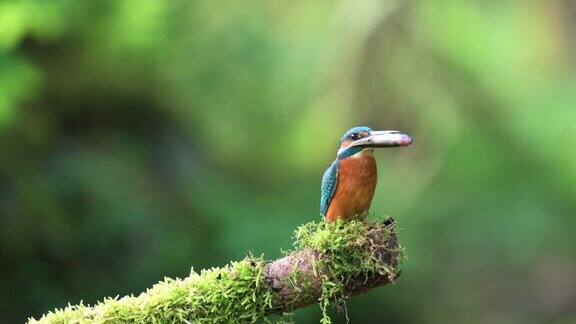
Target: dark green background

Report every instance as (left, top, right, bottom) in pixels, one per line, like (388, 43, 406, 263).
(1, 1, 575, 323)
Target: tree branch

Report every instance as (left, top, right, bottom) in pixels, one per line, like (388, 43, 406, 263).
(29, 219, 401, 323)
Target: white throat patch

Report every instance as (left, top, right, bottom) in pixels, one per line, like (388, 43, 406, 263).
(350, 148, 374, 158)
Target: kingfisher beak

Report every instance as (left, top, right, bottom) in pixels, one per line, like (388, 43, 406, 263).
(351, 130, 412, 148)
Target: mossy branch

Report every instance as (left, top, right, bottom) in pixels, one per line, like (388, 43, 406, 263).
(29, 218, 402, 323)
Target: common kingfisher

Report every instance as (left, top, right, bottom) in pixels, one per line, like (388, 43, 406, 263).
(320, 126, 412, 222)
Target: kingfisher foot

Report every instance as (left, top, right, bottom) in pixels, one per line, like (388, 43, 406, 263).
(382, 217, 395, 227)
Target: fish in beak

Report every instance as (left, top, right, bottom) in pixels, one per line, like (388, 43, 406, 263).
(350, 130, 412, 148)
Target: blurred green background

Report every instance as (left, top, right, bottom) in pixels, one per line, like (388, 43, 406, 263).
(1, 0, 575, 323)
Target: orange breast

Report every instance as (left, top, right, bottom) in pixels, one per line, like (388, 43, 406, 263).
(325, 153, 377, 222)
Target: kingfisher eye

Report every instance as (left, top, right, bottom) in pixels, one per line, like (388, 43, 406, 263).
(350, 133, 358, 140)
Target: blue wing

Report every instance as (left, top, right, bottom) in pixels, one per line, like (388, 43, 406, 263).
(320, 160, 339, 216)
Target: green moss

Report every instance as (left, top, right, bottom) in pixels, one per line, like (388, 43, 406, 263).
(29, 219, 400, 324)
(30, 256, 273, 324)
(293, 218, 401, 323)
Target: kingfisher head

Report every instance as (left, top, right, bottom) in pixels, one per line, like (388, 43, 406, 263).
(337, 126, 412, 159)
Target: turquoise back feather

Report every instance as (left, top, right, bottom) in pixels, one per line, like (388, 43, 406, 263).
(320, 159, 339, 216)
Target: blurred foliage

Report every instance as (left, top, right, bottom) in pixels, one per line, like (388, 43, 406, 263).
(0, 0, 575, 323)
